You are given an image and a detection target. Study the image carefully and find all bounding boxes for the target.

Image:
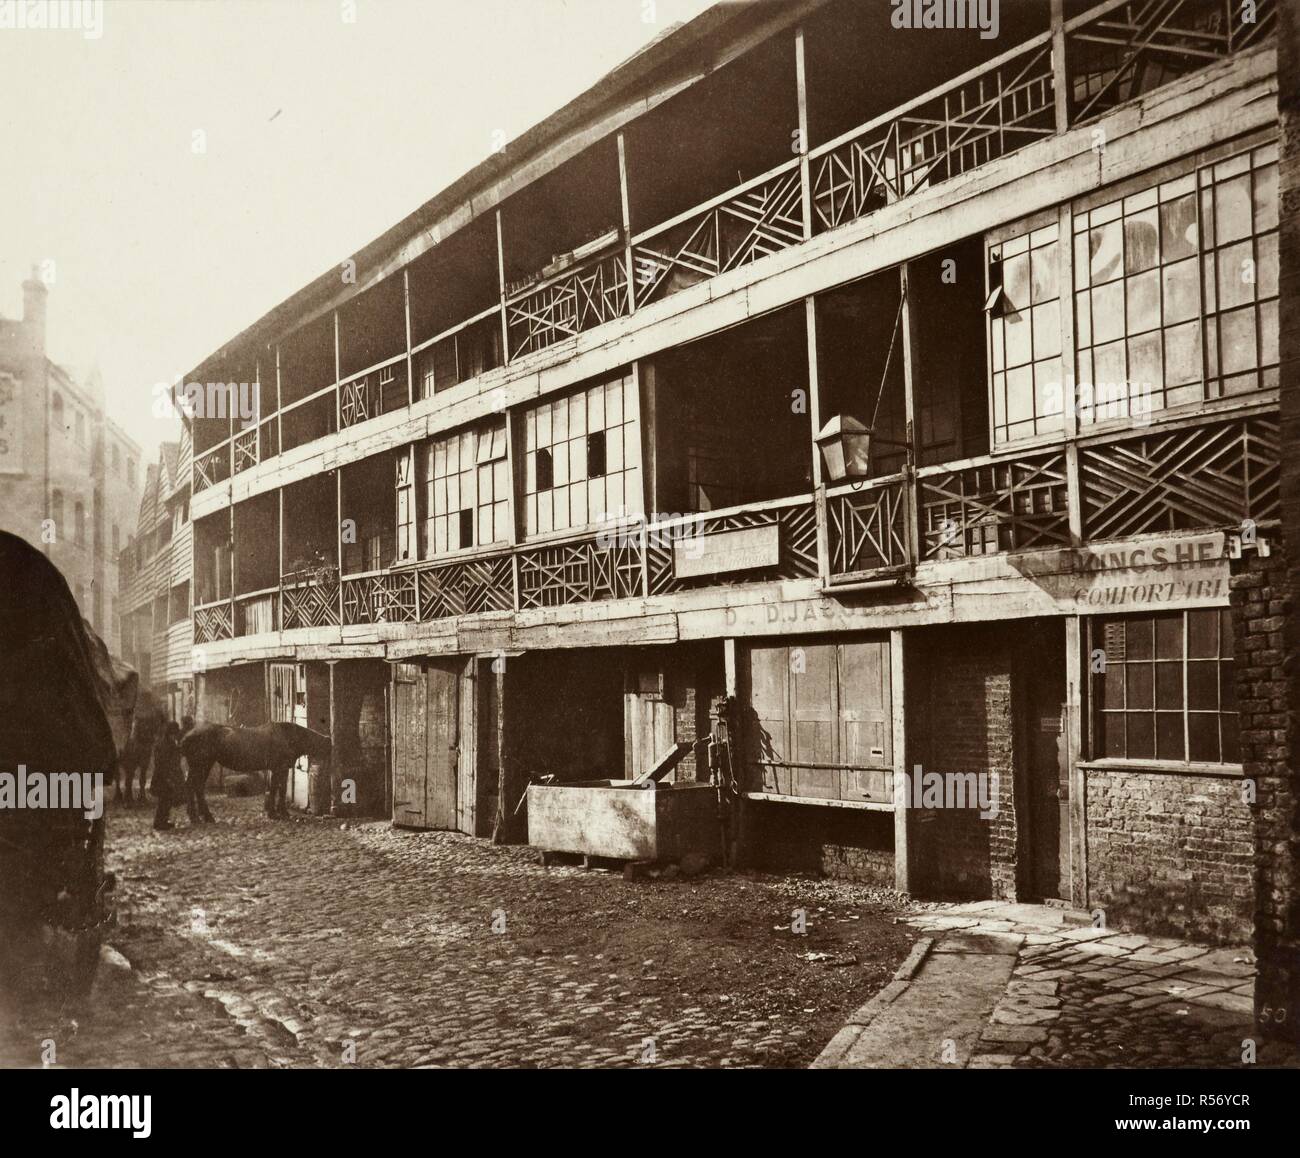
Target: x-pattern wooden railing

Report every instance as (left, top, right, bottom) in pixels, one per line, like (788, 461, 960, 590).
(281, 578, 341, 630)
(340, 376, 371, 429)
(419, 555, 514, 620)
(632, 163, 804, 307)
(1067, 0, 1276, 123)
(233, 427, 259, 475)
(516, 535, 643, 609)
(506, 250, 630, 360)
(827, 479, 911, 579)
(193, 445, 229, 493)
(341, 572, 419, 625)
(811, 39, 1055, 234)
(193, 600, 234, 644)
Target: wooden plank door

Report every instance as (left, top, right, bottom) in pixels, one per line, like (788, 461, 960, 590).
(839, 639, 893, 803)
(424, 660, 460, 830)
(456, 662, 477, 836)
(391, 662, 427, 827)
(743, 644, 790, 794)
(790, 643, 837, 799)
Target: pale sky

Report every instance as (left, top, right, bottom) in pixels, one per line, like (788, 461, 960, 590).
(0, 0, 717, 455)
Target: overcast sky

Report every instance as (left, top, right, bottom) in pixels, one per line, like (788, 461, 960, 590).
(0, 0, 716, 455)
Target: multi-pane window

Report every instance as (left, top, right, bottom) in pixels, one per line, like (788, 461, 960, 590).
(419, 421, 509, 556)
(987, 223, 1063, 445)
(395, 453, 416, 563)
(1090, 608, 1238, 765)
(1073, 142, 1278, 424)
(524, 373, 641, 537)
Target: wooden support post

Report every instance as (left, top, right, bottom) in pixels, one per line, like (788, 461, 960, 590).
(495, 209, 510, 362)
(403, 266, 415, 405)
(1065, 614, 1087, 909)
(637, 360, 656, 518)
(795, 26, 813, 241)
(332, 310, 341, 432)
(327, 658, 339, 815)
(1059, 202, 1084, 546)
(273, 344, 282, 457)
(277, 487, 285, 628)
(898, 264, 922, 565)
(804, 296, 831, 585)
(891, 627, 909, 893)
(722, 637, 748, 867)
(1051, 0, 1069, 133)
(336, 469, 345, 625)
(617, 131, 636, 314)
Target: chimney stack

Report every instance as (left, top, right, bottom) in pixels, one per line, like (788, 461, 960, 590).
(22, 266, 48, 355)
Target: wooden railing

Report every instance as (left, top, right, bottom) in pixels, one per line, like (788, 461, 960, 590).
(1065, 0, 1276, 124)
(193, 599, 234, 644)
(194, 444, 229, 493)
(341, 570, 419, 625)
(506, 247, 630, 360)
(810, 32, 1056, 235)
(631, 160, 804, 308)
(281, 575, 341, 630)
(232, 427, 259, 475)
(825, 476, 912, 581)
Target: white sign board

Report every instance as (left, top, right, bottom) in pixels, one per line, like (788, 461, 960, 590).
(673, 524, 781, 579)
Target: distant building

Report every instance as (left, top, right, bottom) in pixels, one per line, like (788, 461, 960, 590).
(118, 430, 194, 721)
(0, 270, 141, 653)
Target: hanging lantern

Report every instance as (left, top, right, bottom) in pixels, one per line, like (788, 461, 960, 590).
(815, 415, 873, 483)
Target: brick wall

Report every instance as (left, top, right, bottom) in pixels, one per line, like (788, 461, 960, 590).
(1233, 544, 1298, 1036)
(907, 624, 1021, 902)
(1086, 769, 1253, 944)
(746, 804, 895, 886)
(1250, 0, 1300, 1041)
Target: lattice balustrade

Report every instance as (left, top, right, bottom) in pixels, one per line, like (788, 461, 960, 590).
(339, 376, 371, 429)
(1080, 416, 1280, 540)
(1067, 0, 1276, 125)
(921, 451, 1070, 560)
(419, 554, 514, 620)
(632, 164, 804, 307)
(194, 445, 229, 493)
(193, 601, 233, 644)
(281, 579, 341, 630)
(811, 40, 1054, 234)
(644, 501, 819, 596)
(507, 250, 630, 361)
(827, 480, 911, 578)
(517, 536, 643, 609)
(232, 427, 259, 475)
(341, 572, 419, 626)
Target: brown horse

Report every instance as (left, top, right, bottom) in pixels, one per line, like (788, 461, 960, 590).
(180, 722, 332, 821)
(114, 688, 165, 805)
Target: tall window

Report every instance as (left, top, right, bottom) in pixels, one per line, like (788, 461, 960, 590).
(1073, 141, 1278, 424)
(51, 489, 63, 529)
(395, 453, 416, 562)
(127, 457, 137, 487)
(986, 222, 1063, 445)
(524, 373, 641, 536)
(1089, 608, 1237, 765)
(419, 421, 509, 556)
(75, 411, 86, 446)
(74, 500, 85, 545)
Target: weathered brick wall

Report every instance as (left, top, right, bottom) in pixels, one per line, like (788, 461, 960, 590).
(1251, 0, 1300, 1041)
(1086, 769, 1253, 944)
(1233, 544, 1298, 1036)
(745, 804, 895, 886)
(907, 625, 1020, 901)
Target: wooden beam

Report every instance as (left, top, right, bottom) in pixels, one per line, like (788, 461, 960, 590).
(899, 263, 921, 565)
(1065, 613, 1087, 909)
(1051, 0, 1069, 133)
(795, 25, 812, 242)
(496, 209, 510, 361)
(891, 627, 909, 894)
(617, 130, 636, 315)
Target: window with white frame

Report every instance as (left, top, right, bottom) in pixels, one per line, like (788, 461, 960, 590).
(1072, 141, 1278, 424)
(524, 373, 641, 537)
(419, 421, 509, 556)
(986, 222, 1063, 445)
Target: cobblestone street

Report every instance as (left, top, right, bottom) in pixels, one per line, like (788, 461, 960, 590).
(0, 798, 914, 1069)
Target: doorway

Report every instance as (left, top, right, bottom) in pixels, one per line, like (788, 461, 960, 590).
(391, 658, 477, 832)
(1021, 622, 1069, 902)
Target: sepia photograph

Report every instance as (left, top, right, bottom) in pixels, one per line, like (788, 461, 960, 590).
(1, 0, 1297, 1136)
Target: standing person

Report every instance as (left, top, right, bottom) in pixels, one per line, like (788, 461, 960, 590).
(152, 722, 185, 831)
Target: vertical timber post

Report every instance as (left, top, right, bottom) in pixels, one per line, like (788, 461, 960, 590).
(1051, 0, 1069, 133)
(1065, 615, 1087, 910)
(891, 627, 910, 894)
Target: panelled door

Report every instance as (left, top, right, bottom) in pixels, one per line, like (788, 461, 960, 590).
(391, 663, 427, 828)
(391, 659, 464, 831)
(742, 637, 893, 804)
